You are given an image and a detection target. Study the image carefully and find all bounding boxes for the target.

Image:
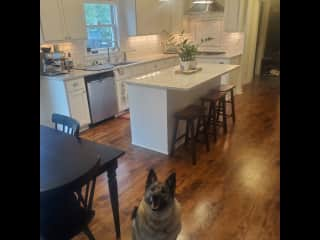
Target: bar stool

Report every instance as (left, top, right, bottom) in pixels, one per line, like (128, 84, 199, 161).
(215, 84, 236, 123)
(170, 105, 209, 165)
(201, 91, 227, 141)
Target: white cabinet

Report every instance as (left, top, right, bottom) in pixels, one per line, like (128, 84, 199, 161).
(193, 20, 223, 49)
(40, 0, 87, 42)
(114, 57, 179, 113)
(121, 0, 172, 36)
(116, 81, 129, 112)
(68, 89, 91, 127)
(65, 78, 91, 128)
(224, 0, 248, 32)
(40, 0, 65, 42)
(60, 0, 87, 40)
(196, 56, 242, 94)
(40, 26, 44, 44)
(41, 76, 91, 131)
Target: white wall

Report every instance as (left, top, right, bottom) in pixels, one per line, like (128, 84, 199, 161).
(239, 0, 261, 84)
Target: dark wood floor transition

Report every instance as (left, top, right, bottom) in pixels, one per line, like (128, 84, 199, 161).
(76, 77, 280, 240)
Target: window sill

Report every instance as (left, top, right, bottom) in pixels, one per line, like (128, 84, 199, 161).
(86, 50, 116, 56)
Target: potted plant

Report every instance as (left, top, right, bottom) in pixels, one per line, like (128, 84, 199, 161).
(161, 30, 213, 71)
(175, 32, 213, 71)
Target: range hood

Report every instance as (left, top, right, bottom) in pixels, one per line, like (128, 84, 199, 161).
(186, 0, 224, 15)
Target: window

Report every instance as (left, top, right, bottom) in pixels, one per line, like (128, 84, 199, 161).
(84, 2, 119, 52)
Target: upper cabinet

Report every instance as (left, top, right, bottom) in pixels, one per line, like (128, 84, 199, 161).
(40, 0, 87, 42)
(120, 0, 172, 36)
(224, 0, 247, 32)
(60, 0, 87, 40)
(40, 0, 65, 42)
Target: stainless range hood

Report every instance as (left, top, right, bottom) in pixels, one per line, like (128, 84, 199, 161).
(187, 0, 224, 15)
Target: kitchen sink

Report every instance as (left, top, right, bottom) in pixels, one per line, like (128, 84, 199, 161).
(112, 61, 137, 67)
(41, 71, 68, 76)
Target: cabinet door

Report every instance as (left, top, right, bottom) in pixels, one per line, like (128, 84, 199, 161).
(116, 81, 128, 112)
(40, 25, 44, 44)
(61, 0, 87, 40)
(68, 89, 91, 127)
(40, 0, 65, 41)
(194, 20, 223, 50)
(136, 0, 171, 35)
(224, 0, 247, 32)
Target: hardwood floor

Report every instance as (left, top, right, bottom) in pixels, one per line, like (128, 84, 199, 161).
(75, 78, 280, 240)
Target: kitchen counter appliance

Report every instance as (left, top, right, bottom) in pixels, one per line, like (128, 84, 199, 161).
(85, 71, 118, 124)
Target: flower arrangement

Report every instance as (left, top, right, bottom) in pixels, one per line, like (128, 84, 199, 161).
(161, 30, 213, 70)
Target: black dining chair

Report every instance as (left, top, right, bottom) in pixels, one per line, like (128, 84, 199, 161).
(51, 113, 80, 137)
(40, 158, 101, 240)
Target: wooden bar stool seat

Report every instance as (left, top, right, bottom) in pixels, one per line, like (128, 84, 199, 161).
(201, 91, 227, 141)
(171, 105, 209, 165)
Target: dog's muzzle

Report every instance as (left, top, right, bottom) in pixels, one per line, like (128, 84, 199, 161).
(150, 195, 161, 211)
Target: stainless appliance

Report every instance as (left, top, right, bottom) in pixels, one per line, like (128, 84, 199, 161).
(187, 0, 224, 15)
(85, 71, 118, 124)
(40, 51, 69, 76)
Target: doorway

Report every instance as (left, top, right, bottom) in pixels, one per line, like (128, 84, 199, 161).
(255, 0, 280, 78)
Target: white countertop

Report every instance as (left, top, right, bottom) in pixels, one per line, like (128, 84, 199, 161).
(40, 54, 178, 81)
(196, 51, 242, 59)
(124, 63, 240, 91)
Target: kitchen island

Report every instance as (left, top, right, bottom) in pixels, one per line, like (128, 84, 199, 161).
(124, 63, 240, 155)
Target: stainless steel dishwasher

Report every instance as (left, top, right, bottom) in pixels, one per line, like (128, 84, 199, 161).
(85, 71, 118, 124)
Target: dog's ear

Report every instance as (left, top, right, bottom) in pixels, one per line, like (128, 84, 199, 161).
(165, 172, 176, 197)
(146, 169, 157, 189)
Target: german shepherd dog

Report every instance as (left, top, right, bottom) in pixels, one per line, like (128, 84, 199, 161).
(132, 169, 181, 240)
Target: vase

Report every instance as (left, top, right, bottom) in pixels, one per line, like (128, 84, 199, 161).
(189, 60, 197, 69)
(179, 59, 197, 71)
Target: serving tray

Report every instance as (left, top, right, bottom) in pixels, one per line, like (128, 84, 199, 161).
(175, 67, 202, 75)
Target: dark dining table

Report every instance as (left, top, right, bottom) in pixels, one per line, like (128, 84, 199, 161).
(40, 125, 125, 239)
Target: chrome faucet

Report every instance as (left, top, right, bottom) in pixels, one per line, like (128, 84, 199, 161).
(123, 51, 127, 62)
(107, 48, 110, 63)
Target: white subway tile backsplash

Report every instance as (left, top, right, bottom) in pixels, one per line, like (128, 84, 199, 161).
(40, 34, 163, 66)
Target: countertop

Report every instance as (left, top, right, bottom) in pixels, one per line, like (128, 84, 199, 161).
(196, 51, 242, 59)
(124, 63, 240, 91)
(40, 54, 178, 81)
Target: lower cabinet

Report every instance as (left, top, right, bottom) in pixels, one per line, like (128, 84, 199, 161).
(114, 57, 179, 114)
(115, 80, 129, 113)
(40, 76, 91, 131)
(67, 88, 91, 128)
(196, 56, 242, 94)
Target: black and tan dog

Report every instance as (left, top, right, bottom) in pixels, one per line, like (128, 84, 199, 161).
(132, 169, 181, 240)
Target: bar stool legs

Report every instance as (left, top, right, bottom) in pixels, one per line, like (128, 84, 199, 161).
(171, 105, 209, 165)
(230, 88, 236, 123)
(222, 97, 227, 134)
(218, 85, 236, 124)
(170, 119, 179, 157)
(189, 120, 196, 165)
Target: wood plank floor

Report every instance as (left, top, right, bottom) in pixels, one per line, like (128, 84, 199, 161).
(75, 78, 280, 240)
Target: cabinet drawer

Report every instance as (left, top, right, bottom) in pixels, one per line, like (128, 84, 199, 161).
(65, 78, 85, 92)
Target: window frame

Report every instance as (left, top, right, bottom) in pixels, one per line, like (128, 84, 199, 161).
(84, 1, 120, 55)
